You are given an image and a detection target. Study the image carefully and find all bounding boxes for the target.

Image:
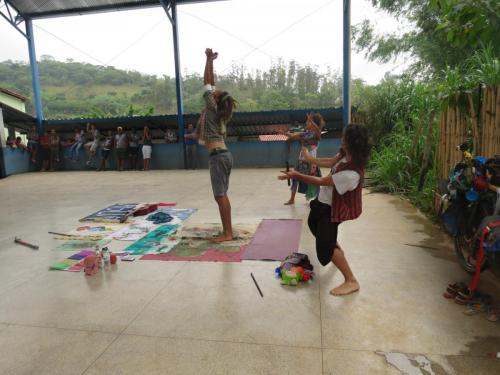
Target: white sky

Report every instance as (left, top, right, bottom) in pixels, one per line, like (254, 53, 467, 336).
(0, 0, 410, 85)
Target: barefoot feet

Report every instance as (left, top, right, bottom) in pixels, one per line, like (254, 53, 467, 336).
(284, 200, 295, 205)
(330, 281, 360, 296)
(211, 233, 233, 243)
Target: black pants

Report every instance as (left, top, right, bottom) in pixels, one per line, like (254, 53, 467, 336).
(308, 199, 340, 266)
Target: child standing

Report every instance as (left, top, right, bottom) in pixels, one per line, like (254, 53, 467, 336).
(39, 130, 50, 171)
(114, 126, 128, 171)
(128, 129, 140, 170)
(141, 126, 152, 171)
(279, 123, 372, 296)
(98, 130, 114, 171)
(184, 123, 198, 169)
(48, 128, 60, 172)
(284, 113, 323, 205)
(27, 125, 39, 163)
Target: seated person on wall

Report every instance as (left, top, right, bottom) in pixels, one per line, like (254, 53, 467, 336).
(164, 128, 178, 144)
(67, 127, 85, 162)
(15, 137, 29, 152)
(6, 136, 16, 148)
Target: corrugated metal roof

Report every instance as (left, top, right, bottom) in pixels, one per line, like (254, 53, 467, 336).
(6, 0, 225, 19)
(0, 103, 37, 130)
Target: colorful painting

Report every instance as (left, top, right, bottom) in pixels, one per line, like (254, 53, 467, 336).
(80, 203, 138, 223)
(159, 223, 257, 259)
(125, 224, 179, 255)
(112, 222, 154, 241)
(54, 239, 110, 251)
(50, 250, 95, 272)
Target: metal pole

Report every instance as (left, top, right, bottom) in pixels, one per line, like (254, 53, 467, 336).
(342, 0, 351, 127)
(25, 18, 44, 134)
(0, 106, 7, 178)
(171, 2, 186, 169)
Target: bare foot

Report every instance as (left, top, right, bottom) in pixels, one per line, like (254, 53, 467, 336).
(284, 200, 295, 205)
(330, 281, 360, 296)
(211, 234, 233, 243)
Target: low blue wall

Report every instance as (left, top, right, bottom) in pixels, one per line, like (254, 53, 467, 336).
(3, 138, 341, 175)
(3, 147, 33, 176)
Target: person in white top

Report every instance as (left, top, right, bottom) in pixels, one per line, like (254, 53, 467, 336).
(279, 123, 372, 296)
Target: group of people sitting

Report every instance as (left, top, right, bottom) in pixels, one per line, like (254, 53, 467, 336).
(18, 123, 198, 172)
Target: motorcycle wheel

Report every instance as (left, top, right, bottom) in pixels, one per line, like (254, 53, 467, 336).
(454, 233, 489, 274)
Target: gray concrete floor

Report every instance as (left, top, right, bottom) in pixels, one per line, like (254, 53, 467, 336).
(0, 169, 499, 375)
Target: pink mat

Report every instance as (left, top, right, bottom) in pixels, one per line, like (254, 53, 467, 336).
(140, 246, 246, 263)
(242, 219, 302, 261)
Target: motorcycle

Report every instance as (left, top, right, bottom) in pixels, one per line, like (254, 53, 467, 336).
(440, 141, 500, 277)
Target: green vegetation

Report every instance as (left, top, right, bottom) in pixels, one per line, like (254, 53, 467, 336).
(0, 56, 356, 119)
(355, 0, 500, 215)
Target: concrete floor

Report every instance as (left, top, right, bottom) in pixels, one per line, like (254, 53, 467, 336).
(0, 169, 499, 375)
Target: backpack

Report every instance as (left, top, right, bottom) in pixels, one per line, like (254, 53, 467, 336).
(275, 252, 314, 285)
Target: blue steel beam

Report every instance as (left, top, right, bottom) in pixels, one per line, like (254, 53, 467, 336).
(161, 0, 187, 169)
(25, 18, 44, 133)
(0, 0, 27, 38)
(342, 0, 351, 127)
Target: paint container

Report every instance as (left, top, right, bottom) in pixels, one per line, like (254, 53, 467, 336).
(110, 253, 117, 265)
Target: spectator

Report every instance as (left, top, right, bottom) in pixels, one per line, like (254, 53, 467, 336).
(141, 126, 152, 171)
(114, 126, 128, 171)
(27, 125, 39, 163)
(48, 128, 60, 171)
(67, 127, 85, 162)
(86, 123, 100, 167)
(98, 130, 114, 171)
(39, 130, 50, 172)
(128, 129, 140, 170)
(6, 136, 15, 149)
(184, 123, 198, 169)
(164, 128, 177, 144)
(15, 136, 29, 152)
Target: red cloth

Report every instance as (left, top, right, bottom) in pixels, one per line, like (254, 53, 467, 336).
(331, 161, 364, 223)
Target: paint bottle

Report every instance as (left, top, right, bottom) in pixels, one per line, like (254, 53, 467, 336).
(102, 247, 110, 267)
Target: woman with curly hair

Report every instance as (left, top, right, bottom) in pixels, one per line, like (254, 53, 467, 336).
(280, 123, 372, 296)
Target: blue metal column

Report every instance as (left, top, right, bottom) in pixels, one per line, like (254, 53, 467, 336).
(25, 18, 44, 134)
(342, 0, 351, 127)
(171, 3, 186, 169)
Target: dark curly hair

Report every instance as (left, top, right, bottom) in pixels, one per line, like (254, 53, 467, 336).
(216, 91, 238, 124)
(342, 123, 373, 169)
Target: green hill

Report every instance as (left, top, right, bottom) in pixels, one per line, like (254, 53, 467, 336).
(0, 57, 352, 119)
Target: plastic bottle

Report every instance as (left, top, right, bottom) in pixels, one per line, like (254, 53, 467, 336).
(95, 245, 103, 269)
(102, 247, 110, 267)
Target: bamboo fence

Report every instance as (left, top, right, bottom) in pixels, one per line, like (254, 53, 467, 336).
(437, 85, 500, 180)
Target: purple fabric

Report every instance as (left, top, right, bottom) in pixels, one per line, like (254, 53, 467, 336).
(242, 219, 302, 261)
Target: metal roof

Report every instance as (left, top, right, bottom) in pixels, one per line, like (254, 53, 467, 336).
(5, 1, 224, 19)
(0, 103, 37, 130)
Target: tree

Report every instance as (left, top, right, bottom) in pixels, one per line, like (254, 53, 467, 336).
(352, 0, 499, 77)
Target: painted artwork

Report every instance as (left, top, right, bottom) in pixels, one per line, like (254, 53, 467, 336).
(166, 223, 257, 258)
(54, 239, 110, 251)
(50, 250, 95, 272)
(112, 222, 154, 241)
(155, 208, 197, 221)
(125, 224, 179, 255)
(80, 203, 138, 223)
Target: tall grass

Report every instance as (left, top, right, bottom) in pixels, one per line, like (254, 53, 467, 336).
(362, 45, 499, 216)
